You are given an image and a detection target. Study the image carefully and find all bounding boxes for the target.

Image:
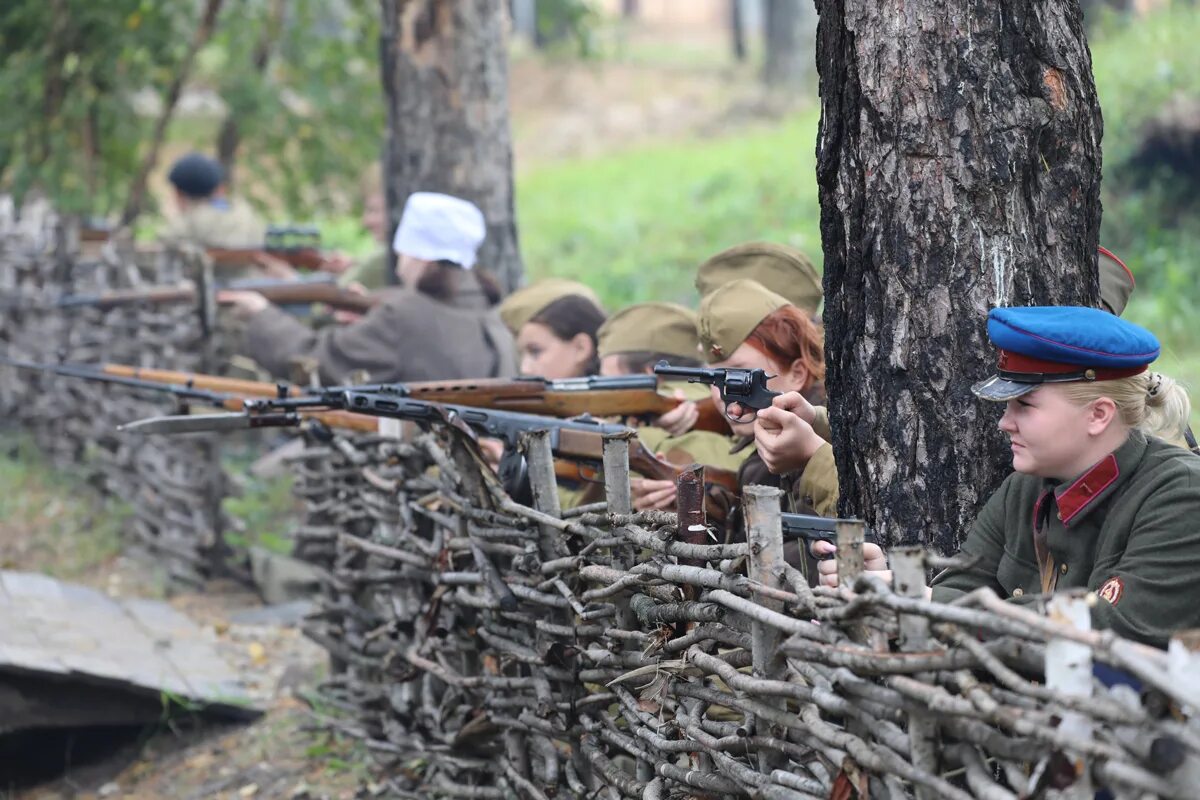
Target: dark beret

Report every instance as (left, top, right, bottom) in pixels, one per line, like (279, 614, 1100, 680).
(168, 153, 223, 198)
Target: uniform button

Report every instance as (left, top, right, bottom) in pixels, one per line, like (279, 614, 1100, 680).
(1013, 588, 1024, 597)
(1060, 563, 1069, 575)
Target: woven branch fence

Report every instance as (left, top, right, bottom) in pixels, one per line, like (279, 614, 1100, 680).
(4, 203, 1200, 798)
(0, 202, 238, 586)
(290, 423, 1200, 800)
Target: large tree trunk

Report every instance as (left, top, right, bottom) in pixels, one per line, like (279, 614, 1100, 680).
(815, 0, 1103, 554)
(763, 0, 814, 89)
(379, 0, 523, 292)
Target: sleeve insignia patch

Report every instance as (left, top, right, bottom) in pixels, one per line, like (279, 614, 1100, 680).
(1097, 576, 1124, 606)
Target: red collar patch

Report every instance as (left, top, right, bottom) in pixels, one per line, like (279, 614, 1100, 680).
(1054, 454, 1120, 526)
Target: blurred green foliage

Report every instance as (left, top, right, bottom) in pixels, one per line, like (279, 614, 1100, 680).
(1092, 4, 1200, 347)
(0, 435, 137, 583)
(0, 0, 382, 219)
(0, 0, 197, 214)
(203, 0, 383, 215)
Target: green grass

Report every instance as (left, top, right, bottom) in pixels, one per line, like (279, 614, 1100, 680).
(221, 470, 299, 556)
(516, 110, 823, 309)
(1090, 5, 1200, 168)
(1093, 4, 1200, 345)
(0, 436, 132, 580)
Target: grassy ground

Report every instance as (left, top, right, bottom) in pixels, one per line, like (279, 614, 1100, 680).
(0, 437, 137, 586)
(518, 109, 822, 309)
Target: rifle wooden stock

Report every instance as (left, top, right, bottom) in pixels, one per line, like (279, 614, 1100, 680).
(98, 364, 738, 479)
(402, 378, 730, 435)
(99, 364, 378, 432)
(206, 246, 328, 272)
(59, 281, 378, 314)
(254, 283, 377, 313)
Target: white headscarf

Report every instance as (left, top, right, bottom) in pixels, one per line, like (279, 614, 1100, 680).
(392, 192, 486, 269)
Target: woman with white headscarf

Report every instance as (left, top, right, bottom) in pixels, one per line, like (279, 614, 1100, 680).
(222, 192, 516, 384)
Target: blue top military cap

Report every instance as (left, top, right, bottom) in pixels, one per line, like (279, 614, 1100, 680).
(972, 306, 1160, 402)
(168, 153, 223, 198)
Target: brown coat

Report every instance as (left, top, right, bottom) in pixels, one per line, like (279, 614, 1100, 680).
(243, 272, 516, 384)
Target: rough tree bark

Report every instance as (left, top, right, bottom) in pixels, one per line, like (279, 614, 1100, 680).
(763, 0, 815, 89)
(379, 0, 523, 292)
(815, 1, 1103, 554)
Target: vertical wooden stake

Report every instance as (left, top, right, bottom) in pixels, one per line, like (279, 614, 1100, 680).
(892, 547, 939, 799)
(744, 484, 786, 771)
(835, 519, 865, 588)
(1046, 595, 1094, 799)
(523, 429, 567, 561)
(675, 463, 707, 546)
(602, 431, 635, 516)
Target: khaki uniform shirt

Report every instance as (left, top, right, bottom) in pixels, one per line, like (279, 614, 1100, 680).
(931, 431, 1200, 648)
(339, 249, 390, 291)
(243, 272, 517, 385)
(160, 199, 267, 281)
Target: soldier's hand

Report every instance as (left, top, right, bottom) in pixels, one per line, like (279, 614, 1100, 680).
(754, 397, 826, 475)
(774, 391, 816, 424)
(254, 253, 300, 280)
(630, 477, 677, 511)
(321, 252, 354, 275)
(217, 290, 270, 314)
(655, 390, 699, 436)
(811, 540, 892, 588)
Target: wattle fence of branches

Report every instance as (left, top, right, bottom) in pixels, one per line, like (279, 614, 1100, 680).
(3, 202, 1199, 798)
(290, 420, 1200, 799)
(0, 200, 237, 586)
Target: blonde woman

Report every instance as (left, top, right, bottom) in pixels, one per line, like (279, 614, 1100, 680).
(815, 306, 1199, 648)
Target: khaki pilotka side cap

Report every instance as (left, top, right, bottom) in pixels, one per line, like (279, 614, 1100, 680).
(695, 241, 823, 314)
(498, 278, 603, 334)
(1098, 246, 1136, 316)
(698, 279, 790, 364)
(597, 302, 700, 360)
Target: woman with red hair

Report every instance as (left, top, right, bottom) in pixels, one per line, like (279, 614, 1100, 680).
(692, 280, 837, 571)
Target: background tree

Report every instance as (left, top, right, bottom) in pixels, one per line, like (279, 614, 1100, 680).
(762, 0, 814, 90)
(206, 0, 383, 215)
(379, 0, 523, 292)
(815, 0, 1103, 553)
(0, 0, 204, 215)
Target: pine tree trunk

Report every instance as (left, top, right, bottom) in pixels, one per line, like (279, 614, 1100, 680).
(763, 0, 813, 89)
(815, 0, 1103, 553)
(379, 0, 523, 292)
(730, 0, 747, 63)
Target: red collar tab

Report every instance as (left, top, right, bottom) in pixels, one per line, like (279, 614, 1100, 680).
(1054, 454, 1120, 526)
(997, 349, 1147, 382)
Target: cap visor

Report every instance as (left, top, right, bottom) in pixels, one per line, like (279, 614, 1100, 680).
(971, 375, 1037, 402)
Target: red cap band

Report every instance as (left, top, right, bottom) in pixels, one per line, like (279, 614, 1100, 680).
(997, 349, 1146, 381)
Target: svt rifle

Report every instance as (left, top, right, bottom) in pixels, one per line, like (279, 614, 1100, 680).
(1, 359, 739, 495)
(0, 274, 376, 314)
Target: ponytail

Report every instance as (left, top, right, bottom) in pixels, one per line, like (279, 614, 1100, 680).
(1058, 371, 1192, 446)
(1142, 372, 1192, 445)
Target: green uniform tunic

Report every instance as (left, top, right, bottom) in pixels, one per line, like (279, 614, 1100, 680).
(931, 431, 1200, 648)
(160, 198, 267, 280)
(338, 249, 390, 291)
